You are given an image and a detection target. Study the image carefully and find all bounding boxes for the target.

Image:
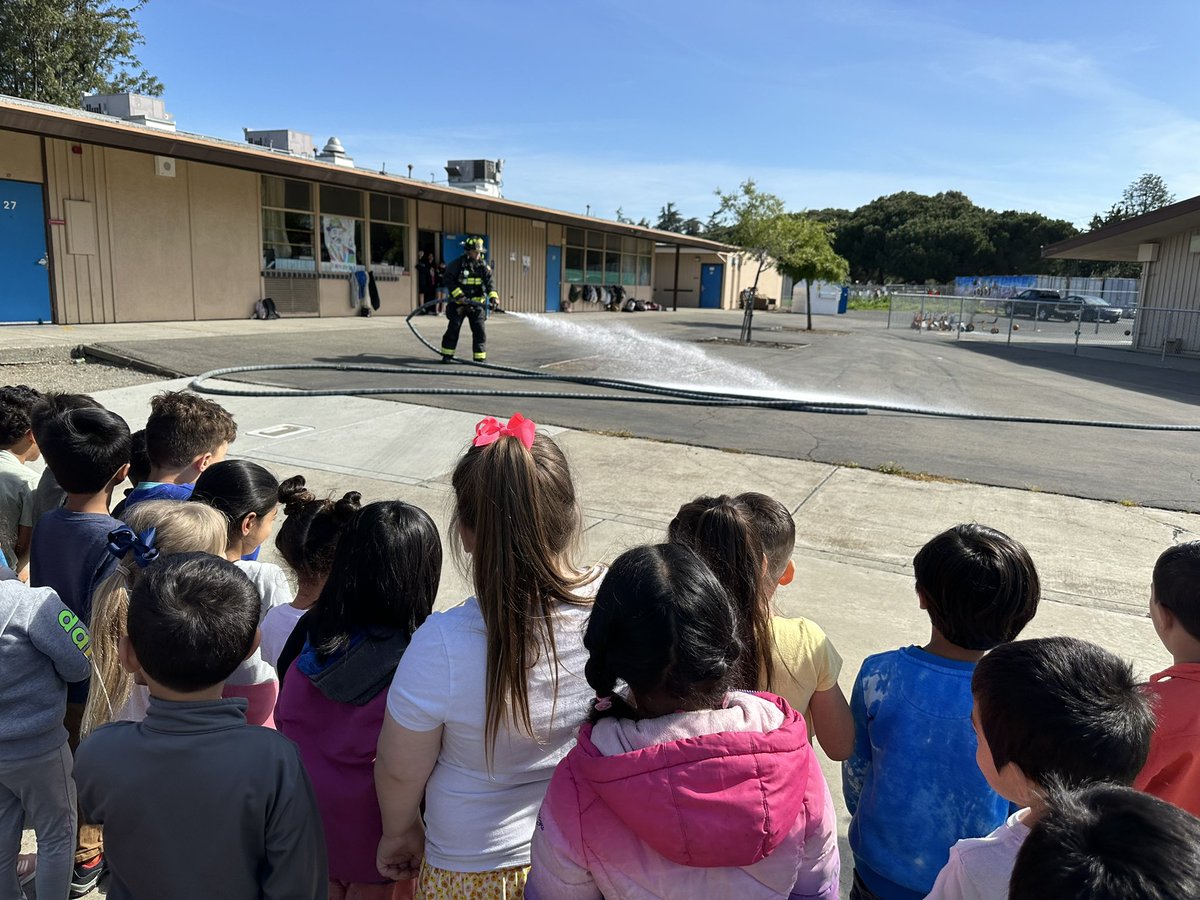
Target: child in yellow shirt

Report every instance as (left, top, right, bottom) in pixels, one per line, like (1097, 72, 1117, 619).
(741, 492, 854, 760)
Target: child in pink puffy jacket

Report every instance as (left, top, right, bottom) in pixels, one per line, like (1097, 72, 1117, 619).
(527, 542, 840, 900)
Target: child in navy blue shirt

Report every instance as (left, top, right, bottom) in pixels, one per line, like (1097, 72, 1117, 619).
(122, 391, 236, 512)
(28, 398, 130, 891)
(842, 524, 1041, 900)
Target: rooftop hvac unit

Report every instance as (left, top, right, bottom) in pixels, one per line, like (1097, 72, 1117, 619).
(154, 156, 176, 177)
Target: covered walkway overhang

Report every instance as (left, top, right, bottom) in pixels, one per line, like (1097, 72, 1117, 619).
(1042, 194, 1200, 261)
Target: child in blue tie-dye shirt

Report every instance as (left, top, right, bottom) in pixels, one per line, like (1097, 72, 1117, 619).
(841, 524, 1041, 900)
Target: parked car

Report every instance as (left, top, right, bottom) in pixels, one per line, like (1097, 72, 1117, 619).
(1004, 289, 1075, 320)
(1064, 294, 1122, 323)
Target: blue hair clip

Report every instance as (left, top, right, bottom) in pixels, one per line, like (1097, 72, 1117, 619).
(107, 526, 161, 568)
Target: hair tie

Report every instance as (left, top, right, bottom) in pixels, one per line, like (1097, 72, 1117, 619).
(472, 413, 535, 450)
(593, 696, 613, 712)
(107, 526, 160, 568)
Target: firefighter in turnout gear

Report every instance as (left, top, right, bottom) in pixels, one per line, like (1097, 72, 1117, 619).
(440, 236, 499, 362)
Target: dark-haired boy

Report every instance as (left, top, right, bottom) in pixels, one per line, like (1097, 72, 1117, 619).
(1134, 541, 1200, 816)
(28, 402, 130, 893)
(926, 636, 1153, 899)
(28, 393, 102, 523)
(74, 553, 326, 900)
(0, 385, 44, 579)
(842, 523, 1041, 900)
(121, 391, 236, 512)
(1008, 784, 1200, 900)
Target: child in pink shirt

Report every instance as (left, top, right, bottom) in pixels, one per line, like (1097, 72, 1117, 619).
(527, 542, 839, 900)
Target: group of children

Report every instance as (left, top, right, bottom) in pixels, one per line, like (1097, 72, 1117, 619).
(0, 385, 1198, 900)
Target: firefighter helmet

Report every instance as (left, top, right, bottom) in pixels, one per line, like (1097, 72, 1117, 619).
(464, 236, 485, 255)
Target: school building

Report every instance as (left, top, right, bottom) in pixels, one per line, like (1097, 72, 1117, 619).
(0, 93, 736, 325)
(1043, 195, 1200, 356)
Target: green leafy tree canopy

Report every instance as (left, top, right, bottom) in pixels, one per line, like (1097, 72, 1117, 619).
(774, 216, 850, 331)
(0, 0, 162, 107)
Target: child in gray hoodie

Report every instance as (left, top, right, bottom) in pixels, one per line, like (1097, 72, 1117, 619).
(0, 578, 92, 900)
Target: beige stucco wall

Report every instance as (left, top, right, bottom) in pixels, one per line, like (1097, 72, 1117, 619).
(188, 163, 262, 320)
(373, 275, 415, 316)
(0, 130, 42, 182)
(45, 140, 263, 323)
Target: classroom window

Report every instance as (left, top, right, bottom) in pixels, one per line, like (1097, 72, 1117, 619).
(369, 193, 409, 272)
(565, 228, 651, 286)
(262, 176, 315, 271)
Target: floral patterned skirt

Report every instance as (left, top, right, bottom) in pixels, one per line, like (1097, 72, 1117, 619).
(415, 861, 529, 899)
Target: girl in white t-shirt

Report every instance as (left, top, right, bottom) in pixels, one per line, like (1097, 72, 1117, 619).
(376, 414, 603, 898)
(261, 476, 361, 670)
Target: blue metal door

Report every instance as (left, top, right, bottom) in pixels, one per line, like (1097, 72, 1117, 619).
(0, 180, 52, 323)
(699, 263, 724, 309)
(545, 246, 561, 312)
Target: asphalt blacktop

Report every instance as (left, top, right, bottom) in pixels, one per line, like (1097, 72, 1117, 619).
(6, 309, 1195, 899)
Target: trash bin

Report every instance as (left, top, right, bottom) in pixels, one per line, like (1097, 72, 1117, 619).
(838, 286, 849, 314)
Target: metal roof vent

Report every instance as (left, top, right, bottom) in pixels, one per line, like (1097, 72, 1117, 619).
(316, 136, 354, 167)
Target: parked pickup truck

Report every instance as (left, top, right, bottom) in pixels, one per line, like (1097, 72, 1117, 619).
(1003, 289, 1077, 321)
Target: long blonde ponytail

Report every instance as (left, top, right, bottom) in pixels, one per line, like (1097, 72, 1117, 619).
(83, 501, 227, 735)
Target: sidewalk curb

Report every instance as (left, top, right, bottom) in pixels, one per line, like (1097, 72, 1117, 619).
(78, 343, 188, 379)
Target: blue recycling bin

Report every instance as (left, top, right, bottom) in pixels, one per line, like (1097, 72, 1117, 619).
(838, 286, 849, 314)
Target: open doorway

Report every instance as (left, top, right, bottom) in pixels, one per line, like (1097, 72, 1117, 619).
(417, 229, 442, 315)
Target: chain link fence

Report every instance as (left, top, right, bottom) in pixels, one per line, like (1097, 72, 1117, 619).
(882, 294, 1200, 358)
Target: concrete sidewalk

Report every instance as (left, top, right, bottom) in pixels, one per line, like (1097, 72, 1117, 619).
(39, 373, 1176, 898)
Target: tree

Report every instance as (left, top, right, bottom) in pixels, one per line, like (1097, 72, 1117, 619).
(774, 217, 850, 332)
(1082, 173, 1174, 277)
(614, 207, 634, 224)
(1121, 173, 1175, 218)
(0, 0, 162, 107)
(654, 202, 685, 233)
(711, 180, 789, 341)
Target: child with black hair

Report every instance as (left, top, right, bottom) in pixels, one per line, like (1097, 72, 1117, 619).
(0, 384, 44, 579)
(1008, 784, 1200, 899)
(277, 501, 440, 900)
(260, 475, 361, 669)
(27, 394, 101, 524)
(73, 553, 327, 899)
(842, 523, 1041, 900)
(190, 459, 295, 727)
(1134, 541, 1200, 816)
(927, 636, 1154, 900)
(109, 429, 150, 521)
(26, 396, 127, 895)
(527, 542, 839, 899)
(122, 390, 236, 511)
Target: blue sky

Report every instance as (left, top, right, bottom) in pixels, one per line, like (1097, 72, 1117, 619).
(137, 0, 1200, 228)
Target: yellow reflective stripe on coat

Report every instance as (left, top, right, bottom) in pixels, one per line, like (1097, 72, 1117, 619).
(450, 288, 464, 298)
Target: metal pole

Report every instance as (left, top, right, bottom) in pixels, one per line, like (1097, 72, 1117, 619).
(957, 296, 964, 341)
(886, 294, 892, 330)
(672, 244, 680, 313)
(1007, 304, 1014, 345)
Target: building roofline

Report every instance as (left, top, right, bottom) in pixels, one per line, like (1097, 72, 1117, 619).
(0, 94, 735, 252)
(1042, 193, 1200, 261)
